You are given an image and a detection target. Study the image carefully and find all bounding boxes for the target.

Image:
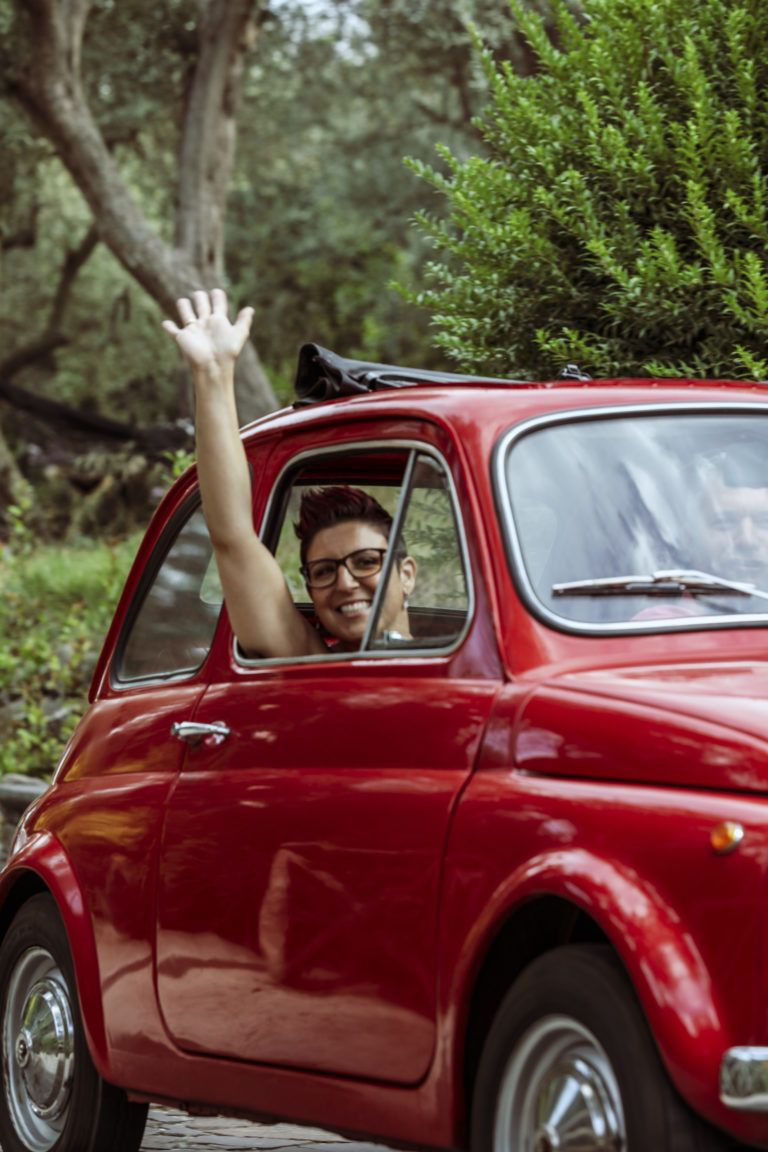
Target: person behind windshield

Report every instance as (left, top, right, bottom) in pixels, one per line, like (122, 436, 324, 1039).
(700, 444, 768, 587)
(633, 443, 768, 623)
(162, 288, 416, 658)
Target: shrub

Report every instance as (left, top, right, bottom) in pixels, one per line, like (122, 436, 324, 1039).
(405, 0, 768, 379)
(0, 516, 140, 779)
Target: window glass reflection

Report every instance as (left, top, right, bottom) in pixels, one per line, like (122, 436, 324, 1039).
(505, 414, 768, 625)
(118, 506, 221, 680)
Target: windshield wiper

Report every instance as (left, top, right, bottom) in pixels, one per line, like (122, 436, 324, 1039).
(552, 569, 768, 602)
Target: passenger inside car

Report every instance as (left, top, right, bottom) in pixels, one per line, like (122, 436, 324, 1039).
(162, 288, 416, 659)
(632, 443, 768, 622)
(697, 442, 768, 587)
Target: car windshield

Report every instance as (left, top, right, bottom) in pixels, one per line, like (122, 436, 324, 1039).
(501, 409, 768, 629)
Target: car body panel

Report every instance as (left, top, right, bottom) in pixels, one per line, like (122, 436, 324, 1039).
(441, 776, 768, 1138)
(6, 686, 206, 1080)
(516, 661, 768, 791)
(156, 667, 498, 1082)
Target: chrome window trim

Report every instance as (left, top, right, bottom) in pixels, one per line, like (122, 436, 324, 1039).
(111, 493, 221, 689)
(235, 438, 475, 666)
(493, 400, 768, 637)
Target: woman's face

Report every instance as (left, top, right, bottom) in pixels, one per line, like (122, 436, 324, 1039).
(305, 520, 416, 649)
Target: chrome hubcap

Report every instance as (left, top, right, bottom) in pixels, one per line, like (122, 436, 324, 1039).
(494, 1015, 626, 1152)
(3, 947, 75, 1151)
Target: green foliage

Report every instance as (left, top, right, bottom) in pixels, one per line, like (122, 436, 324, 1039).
(5, 483, 36, 560)
(2, 0, 183, 423)
(404, 486, 468, 608)
(0, 154, 181, 425)
(0, 529, 139, 778)
(162, 446, 195, 481)
(229, 0, 540, 371)
(404, 0, 768, 379)
(2, 0, 567, 454)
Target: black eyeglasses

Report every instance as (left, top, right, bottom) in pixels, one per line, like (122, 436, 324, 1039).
(301, 548, 387, 589)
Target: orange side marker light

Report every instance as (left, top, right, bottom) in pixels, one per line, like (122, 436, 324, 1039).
(710, 821, 744, 855)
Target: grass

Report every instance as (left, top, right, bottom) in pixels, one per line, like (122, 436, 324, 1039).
(0, 533, 141, 778)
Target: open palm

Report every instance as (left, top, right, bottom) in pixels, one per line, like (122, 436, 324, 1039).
(162, 288, 253, 369)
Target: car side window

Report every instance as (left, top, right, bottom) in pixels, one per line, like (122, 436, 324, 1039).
(115, 504, 222, 682)
(249, 445, 470, 661)
(372, 453, 470, 651)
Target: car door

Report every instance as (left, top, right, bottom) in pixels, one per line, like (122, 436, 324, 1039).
(155, 438, 501, 1085)
(58, 495, 223, 1048)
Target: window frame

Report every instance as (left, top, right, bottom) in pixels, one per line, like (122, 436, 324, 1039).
(236, 438, 474, 667)
(111, 492, 222, 686)
(494, 400, 768, 637)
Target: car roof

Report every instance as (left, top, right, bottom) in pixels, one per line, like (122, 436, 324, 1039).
(241, 345, 768, 441)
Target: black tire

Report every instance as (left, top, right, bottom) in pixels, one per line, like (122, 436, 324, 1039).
(470, 944, 739, 1152)
(0, 893, 148, 1152)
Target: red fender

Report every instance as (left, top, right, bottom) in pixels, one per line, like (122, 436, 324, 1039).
(0, 833, 113, 1082)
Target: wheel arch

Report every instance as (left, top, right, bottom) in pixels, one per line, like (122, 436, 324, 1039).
(460, 893, 609, 1132)
(453, 851, 729, 1142)
(0, 836, 111, 1080)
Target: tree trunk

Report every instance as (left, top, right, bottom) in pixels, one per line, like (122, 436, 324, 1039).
(8, 0, 277, 425)
(175, 0, 260, 283)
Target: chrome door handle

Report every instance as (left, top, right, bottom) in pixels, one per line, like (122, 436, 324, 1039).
(171, 721, 231, 746)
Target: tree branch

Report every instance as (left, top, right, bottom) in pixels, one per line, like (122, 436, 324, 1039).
(49, 220, 99, 331)
(7, 0, 277, 421)
(9, 0, 194, 314)
(1, 226, 37, 251)
(0, 375, 189, 454)
(0, 220, 98, 381)
(0, 216, 185, 458)
(0, 335, 68, 380)
(60, 0, 93, 74)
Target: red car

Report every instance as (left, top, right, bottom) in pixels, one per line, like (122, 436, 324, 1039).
(3, 349, 768, 1152)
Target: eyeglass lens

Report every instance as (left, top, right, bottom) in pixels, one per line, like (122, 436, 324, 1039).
(306, 548, 385, 587)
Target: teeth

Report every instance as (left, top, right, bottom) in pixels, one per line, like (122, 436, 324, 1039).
(339, 601, 370, 614)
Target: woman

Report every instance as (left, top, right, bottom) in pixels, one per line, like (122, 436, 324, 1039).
(162, 289, 416, 658)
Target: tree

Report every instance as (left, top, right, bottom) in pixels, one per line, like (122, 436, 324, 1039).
(405, 0, 768, 380)
(227, 0, 547, 375)
(0, 0, 559, 463)
(3, 0, 277, 422)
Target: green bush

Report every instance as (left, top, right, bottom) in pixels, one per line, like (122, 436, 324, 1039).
(405, 0, 768, 380)
(0, 513, 140, 779)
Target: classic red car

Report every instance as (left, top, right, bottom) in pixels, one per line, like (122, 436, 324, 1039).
(3, 349, 768, 1152)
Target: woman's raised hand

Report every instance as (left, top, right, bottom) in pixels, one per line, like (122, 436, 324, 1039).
(162, 288, 254, 370)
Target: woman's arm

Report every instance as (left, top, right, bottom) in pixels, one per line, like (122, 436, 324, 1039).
(162, 289, 324, 658)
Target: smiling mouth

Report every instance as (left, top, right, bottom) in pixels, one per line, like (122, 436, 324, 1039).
(337, 600, 371, 616)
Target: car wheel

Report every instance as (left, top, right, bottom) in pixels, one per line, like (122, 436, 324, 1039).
(471, 944, 735, 1152)
(0, 893, 148, 1152)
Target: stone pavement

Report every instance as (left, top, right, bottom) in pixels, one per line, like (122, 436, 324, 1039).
(141, 1106, 391, 1152)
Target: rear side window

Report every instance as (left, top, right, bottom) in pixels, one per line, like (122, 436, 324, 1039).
(115, 504, 222, 682)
